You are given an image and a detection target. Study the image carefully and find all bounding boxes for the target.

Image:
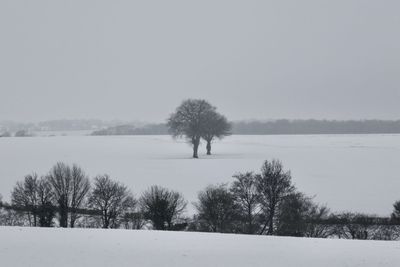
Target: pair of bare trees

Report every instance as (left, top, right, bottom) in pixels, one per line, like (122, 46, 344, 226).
(167, 99, 231, 158)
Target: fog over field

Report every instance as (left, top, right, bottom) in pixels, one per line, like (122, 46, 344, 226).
(1, 1, 400, 265)
(1, 134, 398, 216)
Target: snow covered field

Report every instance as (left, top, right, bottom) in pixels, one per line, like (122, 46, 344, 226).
(0, 226, 399, 267)
(0, 134, 399, 215)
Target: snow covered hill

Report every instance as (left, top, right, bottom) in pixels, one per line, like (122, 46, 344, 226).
(0, 227, 399, 267)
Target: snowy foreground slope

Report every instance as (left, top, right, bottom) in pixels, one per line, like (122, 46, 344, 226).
(1, 227, 399, 267)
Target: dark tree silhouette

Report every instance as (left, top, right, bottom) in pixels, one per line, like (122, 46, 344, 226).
(275, 192, 330, 237)
(0, 131, 11, 137)
(46, 162, 90, 228)
(11, 174, 55, 227)
(332, 212, 371, 240)
(88, 175, 133, 229)
(139, 185, 187, 230)
(36, 178, 55, 227)
(69, 165, 91, 227)
(195, 184, 239, 233)
(14, 130, 31, 137)
(202, 110, 231, 155)
(301, 201, 331, 238)
(11, 174, 40, 226)
(167, 99, 215, 158)
(231, 172, 261, 234)
(391, 200, 400, 220)
(256, 160, 295, 235)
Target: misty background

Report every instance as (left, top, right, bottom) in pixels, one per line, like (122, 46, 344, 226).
(0, 1, 399, 123)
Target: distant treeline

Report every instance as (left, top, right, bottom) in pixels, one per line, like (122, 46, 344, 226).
(92, 124, 168, 136)
(0, 119, 125, 135)
(91, 120, 400, 136)
(232, 119, 400, 135)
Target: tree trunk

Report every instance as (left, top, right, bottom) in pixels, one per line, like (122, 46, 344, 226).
(266, 207, 275, 235)
(70, 214, 76, 228)
(33, 213, 37, 227)
(192, 137, 200, 158)
(247, 207, 253, 234)
(103, 210, 109, 228)
(58, 198, 68, 228)
(259, 219, 269, 235)
(206, 140, 212, 155)
(59, 208, 68, 228)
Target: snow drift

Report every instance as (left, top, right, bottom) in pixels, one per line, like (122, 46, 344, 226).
(0, 226, 399, 267)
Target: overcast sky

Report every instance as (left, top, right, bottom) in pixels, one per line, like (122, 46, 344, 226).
(0, 1, 399, 122)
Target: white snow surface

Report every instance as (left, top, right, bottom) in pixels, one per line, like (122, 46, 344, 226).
(0, 134, 399, 215)
(0, 226, 399, 267)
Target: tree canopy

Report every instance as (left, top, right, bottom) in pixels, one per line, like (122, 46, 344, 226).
(167, 99, 230, 158)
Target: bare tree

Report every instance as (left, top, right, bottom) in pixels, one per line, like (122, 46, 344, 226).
(302, 203, 331, 238)
(202, 110, 232, 155)
(88, 174, 133, 229)
(391, 200, 400, 220)
(36, 178, 55, 227)
(46, 162, 90, 228)
(46, 163, 71, 227)
(167, 99, 215, 158)
(332, 213, 371, 240)
(195, 184, 239, 233)
(256, 160, 295, 235)
(230, 172, 261, 234)
(202, 110, 231, 155)
(122, 211, 146, 230)
(139, 185, 187, 230)
(275, 192, 330, 238)
(69, 165, 91, 227)
(11, 174, 40, 226)
(11, 174, 55, 227)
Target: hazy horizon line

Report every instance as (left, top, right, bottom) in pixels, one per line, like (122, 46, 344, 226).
(1, 117, 400, 125)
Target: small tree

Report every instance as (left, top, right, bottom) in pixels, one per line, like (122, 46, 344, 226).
(391, 200, 400, 220)
(11, 174, 55, 227)
(332, 212, 371, 240)
(11, 174, 40, 226)
(256, 160, 295, 235)
(275, 192, 330, 238)
(202, 110, 231, 155)
(167, 99, 215, 158)
(195, 184, 239, 233)
(36, 178, 55, 227)
(88, 175, 133, 229)
(46, 162, 90, 228)
(302, 202, 331, 238)
(69, 165, 91, 227)
(230, 172, 261, 234)
(139, 185, 187, 230)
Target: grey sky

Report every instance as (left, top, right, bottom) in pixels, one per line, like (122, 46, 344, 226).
(0, 0, 399, 122)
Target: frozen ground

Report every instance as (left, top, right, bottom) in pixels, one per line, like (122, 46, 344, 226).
(0, 134, 399, 215)
(0, 226, 399, 267)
